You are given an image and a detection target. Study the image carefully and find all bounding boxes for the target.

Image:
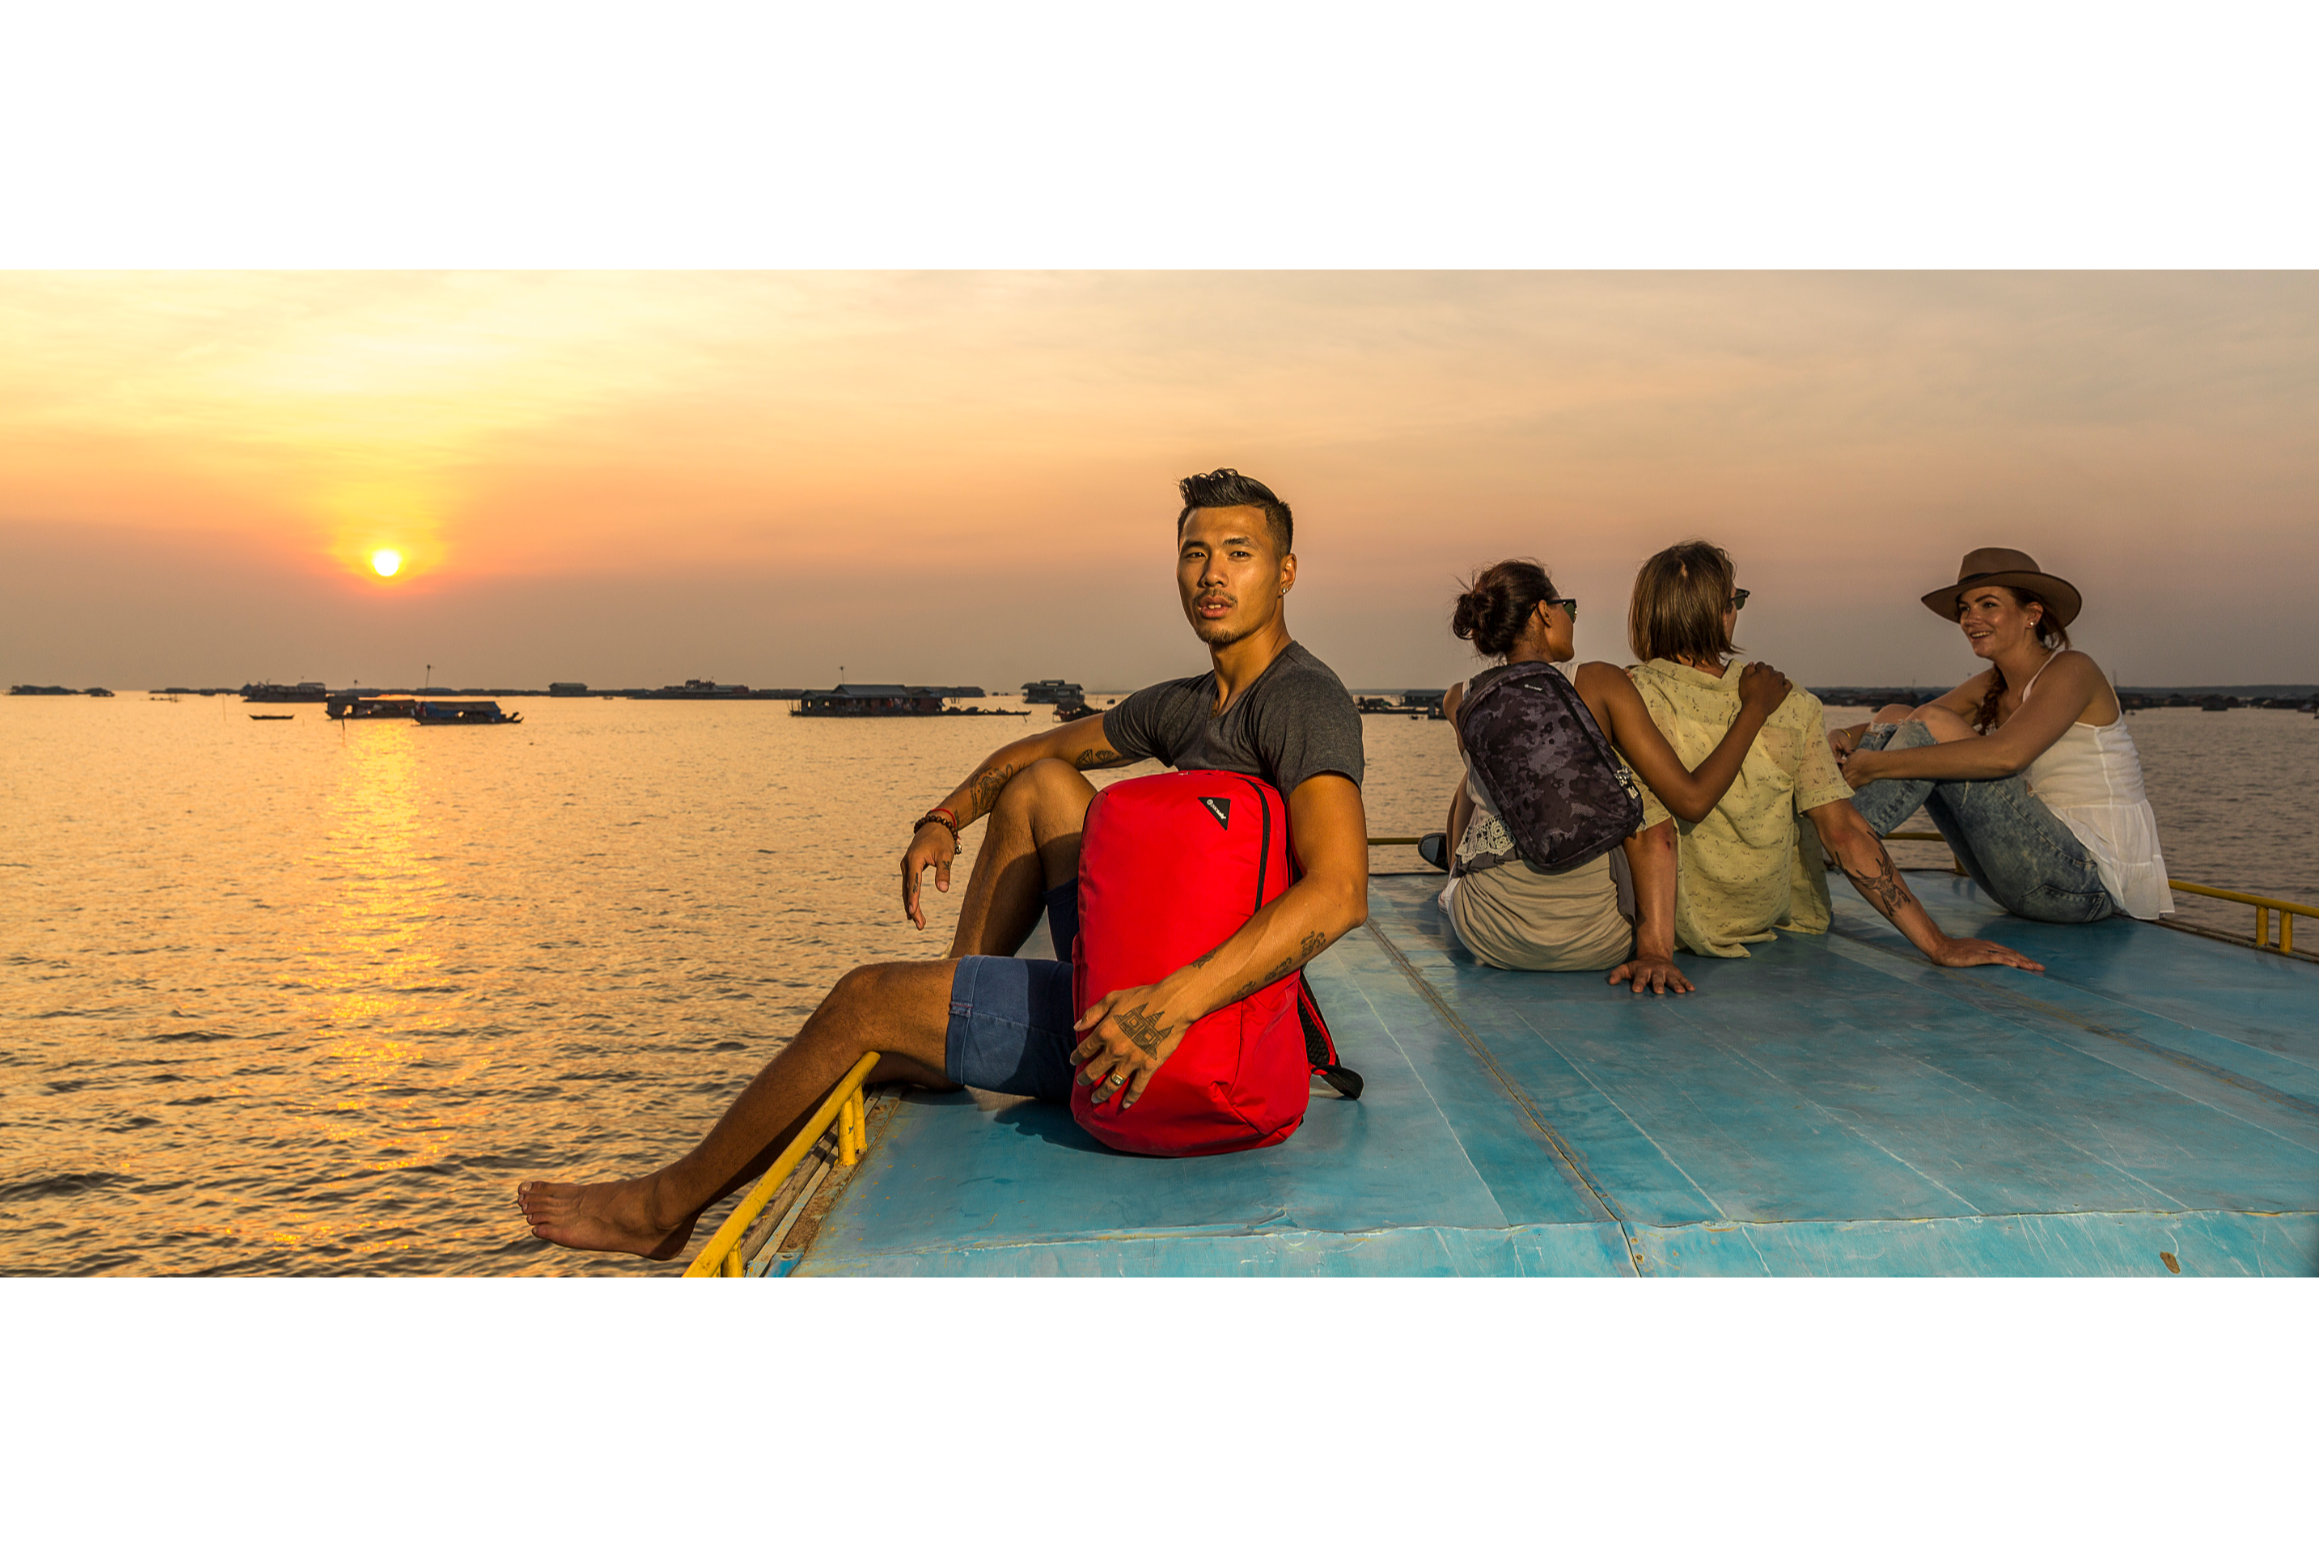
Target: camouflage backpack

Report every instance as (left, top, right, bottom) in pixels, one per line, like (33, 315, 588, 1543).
(1456, 661, 1643, 874)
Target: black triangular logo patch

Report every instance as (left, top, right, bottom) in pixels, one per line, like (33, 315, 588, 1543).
(1199, 796, 1231, 829)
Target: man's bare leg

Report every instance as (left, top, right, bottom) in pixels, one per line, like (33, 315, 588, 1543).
(516, 958, 956, 1259)
(519, 759, 1094, 1259)
(946, 758, 1096, 958)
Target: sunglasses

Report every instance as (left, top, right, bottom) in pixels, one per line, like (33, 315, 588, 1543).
(1731, 589, 1750, 611)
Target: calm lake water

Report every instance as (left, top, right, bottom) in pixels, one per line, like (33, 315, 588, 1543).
(3, 694, 2312, 1276)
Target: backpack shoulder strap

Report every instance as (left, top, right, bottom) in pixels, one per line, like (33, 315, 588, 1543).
(1296, 974, 1363, 1100)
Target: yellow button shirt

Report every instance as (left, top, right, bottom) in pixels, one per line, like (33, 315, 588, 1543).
(1626, 657, 1855, 958)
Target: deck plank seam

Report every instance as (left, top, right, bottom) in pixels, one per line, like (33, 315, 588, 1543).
(1823, 895, 2320, 1062)
(1485, 996, 1736, 1221)
(1816, 930, 2320, 1132)
(1677, 1029, 1985, 1216)
(797, 1208, 2316, 1276)
(1313, 950, 1514, 1228)
(1875, 1046, 2199, 1213)
(1361, 918, 1640, 1265)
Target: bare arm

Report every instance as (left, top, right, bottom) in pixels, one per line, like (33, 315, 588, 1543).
(936, 714, 1135, 829)
(1069, 773, 1370, 1109)
(900, 713, 1140, 928)
(1606, 819, 1693, 994)
(1574, 661, 1790, 824)
(1805, 800, 2042, 972)
(1831, 674, 1991, 760)
(1847, 654, 2103, 785)
(1925, 672, 1994, 721)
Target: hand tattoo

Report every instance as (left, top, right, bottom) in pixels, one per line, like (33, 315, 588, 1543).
(1842, 843, 1916, 920)
(1114, 1001, 1170, 1054)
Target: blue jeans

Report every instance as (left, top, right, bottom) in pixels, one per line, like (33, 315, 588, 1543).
(1849, 720, 2117, 924)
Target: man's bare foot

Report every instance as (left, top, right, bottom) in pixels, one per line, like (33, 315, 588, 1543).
(516, 1176, 700, 1261)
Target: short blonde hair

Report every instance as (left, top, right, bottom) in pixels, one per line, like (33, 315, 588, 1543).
(1629, 540, 1736, 665)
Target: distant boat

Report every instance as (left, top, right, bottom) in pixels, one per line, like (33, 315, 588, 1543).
(412, 699, 522, 725)
(326, 693, 416, 720)
(1021, 679, 1082, 704)
(249, 713, 295, 721)
(792, 685, 1025, 718)
(1054, 701, 1099, 722)
(242, 680, 330, 703)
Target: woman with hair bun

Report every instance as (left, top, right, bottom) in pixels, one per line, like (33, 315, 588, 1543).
(1626, 540, 2043, 969)
(1832, 547, 2172, 924)
(1427, 558, 1792, 991)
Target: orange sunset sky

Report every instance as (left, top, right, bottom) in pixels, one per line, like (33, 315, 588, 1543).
(1, 270, 2310, 692)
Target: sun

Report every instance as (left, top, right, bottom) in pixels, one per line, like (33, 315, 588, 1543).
(371, 549, 403, 577)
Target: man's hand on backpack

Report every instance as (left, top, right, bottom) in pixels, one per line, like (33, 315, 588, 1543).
(1070, 986, 1188, 1110)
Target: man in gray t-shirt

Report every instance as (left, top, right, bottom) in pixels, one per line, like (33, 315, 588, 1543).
(518, 470, 1369, 1258)
(889, 470, 1368, 1117)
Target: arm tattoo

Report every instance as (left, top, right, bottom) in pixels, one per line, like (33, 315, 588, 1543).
(1072, 747, 1126, 770)
(963, 761, 1014, 821)
(1215, 930, 1329, 1005)
(1114, 1001, 1169, 1055)
(1841, 843, 1916, 920)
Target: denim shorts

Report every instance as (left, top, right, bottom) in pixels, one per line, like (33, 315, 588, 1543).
(943, 882, 1080, 1102)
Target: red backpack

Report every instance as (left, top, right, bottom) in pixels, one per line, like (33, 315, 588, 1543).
(1070, 770, 1362, 1157)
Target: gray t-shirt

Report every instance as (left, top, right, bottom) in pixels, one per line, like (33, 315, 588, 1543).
(1101, 641, 1364, 797)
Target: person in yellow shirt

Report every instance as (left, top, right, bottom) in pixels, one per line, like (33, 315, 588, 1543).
(1625, 540, 2040, 972)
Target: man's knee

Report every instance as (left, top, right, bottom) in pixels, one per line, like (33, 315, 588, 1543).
(998, 756, 1094, 810)
(835, 957, 953, 1004)
(993, 758, 1097, 843)
(824, 960, 958, 1046)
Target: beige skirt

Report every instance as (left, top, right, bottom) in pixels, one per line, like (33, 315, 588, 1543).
(1442, 850, 1633, 972)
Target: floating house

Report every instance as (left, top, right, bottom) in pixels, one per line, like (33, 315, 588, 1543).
(241, 681, 331, 702)
(793, 684, 946, 717)
(325, 692, 417, 720)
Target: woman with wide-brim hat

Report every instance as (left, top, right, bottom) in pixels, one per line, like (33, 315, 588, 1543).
(1832, 547, 2173, 923)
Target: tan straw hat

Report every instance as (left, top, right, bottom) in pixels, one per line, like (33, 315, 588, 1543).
(1920, 546, 2082, 628)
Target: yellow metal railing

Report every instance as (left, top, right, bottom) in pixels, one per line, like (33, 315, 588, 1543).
(682, 1050, 880, 1278)
(2167, 880, 2315, 955)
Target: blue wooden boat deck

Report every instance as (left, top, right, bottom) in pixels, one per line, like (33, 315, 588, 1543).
(780, 873, 2316, 1276)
